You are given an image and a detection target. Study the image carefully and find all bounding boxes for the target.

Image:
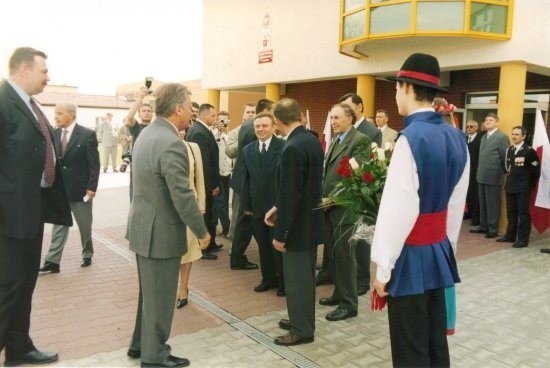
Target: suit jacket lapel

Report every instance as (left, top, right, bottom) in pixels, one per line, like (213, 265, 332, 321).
(5, 83, 44, 136)
(65, 125, 80, 154)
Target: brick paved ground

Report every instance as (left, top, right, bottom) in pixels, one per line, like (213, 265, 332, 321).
(1, 172, 548, 367)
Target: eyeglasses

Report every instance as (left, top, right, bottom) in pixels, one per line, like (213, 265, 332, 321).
(466, 125, 476, 128)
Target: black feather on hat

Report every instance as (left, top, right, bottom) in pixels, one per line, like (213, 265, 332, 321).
(387, 53, 447, 92)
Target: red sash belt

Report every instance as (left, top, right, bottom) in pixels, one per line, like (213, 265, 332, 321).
(405, 209, 447, 246)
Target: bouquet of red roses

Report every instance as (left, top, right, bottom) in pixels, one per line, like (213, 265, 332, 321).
(325, 140, 392, 226)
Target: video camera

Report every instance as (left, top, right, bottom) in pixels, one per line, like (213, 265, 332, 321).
(145, 77, 153, 95)
(119, 151, 132, 173)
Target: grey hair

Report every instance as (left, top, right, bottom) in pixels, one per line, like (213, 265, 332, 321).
(55, 102, 78, 116)
(155, 83, 191, 117)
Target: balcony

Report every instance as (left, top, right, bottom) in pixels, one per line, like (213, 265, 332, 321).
(340, 0, 513, 58)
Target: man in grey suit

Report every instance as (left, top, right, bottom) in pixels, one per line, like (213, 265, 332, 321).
(319, 103, 371, 322)
(337, 92, 380, 296)
(40, 102, 100, 273)
(471, 113, 510, 238)
(97, 112, 118, 173)
(126, 83, 210, 368)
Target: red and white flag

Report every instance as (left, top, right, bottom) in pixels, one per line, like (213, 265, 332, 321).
(321, 111, 332, 153)
(530, 109, 550, 233)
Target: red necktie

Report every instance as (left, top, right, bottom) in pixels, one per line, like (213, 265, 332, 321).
(61, 129, 68, 156)
(30, 99, 55, 186)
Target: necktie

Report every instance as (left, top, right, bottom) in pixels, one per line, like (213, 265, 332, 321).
(30, 99, 55, 186)
(61, 129, 69, 156)
(261, 142, 267, 155)
(468, 135, 472, 143)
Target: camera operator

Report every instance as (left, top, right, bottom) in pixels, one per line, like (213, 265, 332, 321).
(212, 111, 232, 238)
(123, 87, 154, 199)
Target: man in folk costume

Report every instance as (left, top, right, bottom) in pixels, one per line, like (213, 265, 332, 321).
(371, 53, 469, 368)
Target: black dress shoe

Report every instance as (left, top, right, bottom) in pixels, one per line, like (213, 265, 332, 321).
(39, 261, 60, 273)
(230, 261, 258, 270)
(276, 289, 286, 297)
(206, 243, 223, 252)
(141, 355, 190, 368)
(254, 282, 276, 292)
(5, 349, 58, 366)
(512, 242, 528, 248)
(357, 287, 369, 296)
(127, 349, 141, 359)
(325, 307, 358, 321)
(496, 237, 514, 243)
(176, 298, 188, 309)
(540, 248, 550, 254)
(319, 296, 338, 306)
(485, 233, 498, 239)
(274, 332, 314, 346)
(81, 258, 92, 267)
(470, 227, 487, 234)
(278, 319, 291, 330)
(471, 220, 480, 226)
(201, 252, 217, 260)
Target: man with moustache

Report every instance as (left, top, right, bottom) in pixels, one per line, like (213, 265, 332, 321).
(0, 47, 72, 366)
(126, 83, 210, 367)
(40, 103, 100, 273)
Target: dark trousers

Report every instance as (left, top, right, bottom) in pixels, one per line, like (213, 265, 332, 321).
(388, 288, 449, 368)
(230, 210, 254, 267)
(325, 214, 358, 311)
(0, 225, 43, 357)
(466, 176, 480, 224)
(478, 183, 502, 234)
(283, 247, 317, 338)
(318, 227, 370, 292)
(504, 190, 532, 244)
(252, 218, 283, 289)
(204, 193, 217, 250)
(212, 175, 231, 234)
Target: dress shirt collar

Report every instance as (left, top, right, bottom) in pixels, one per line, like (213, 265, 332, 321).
(7, 79, 32, 111)
(486, 128, 498, 137)
(353, 117, 365, 129)
(514, 142, 524, 151)
(259, 136, 273, 152)
(196, 119, 212, 131)
(159, 117, 179, 134)
(338, 127, 353, 143)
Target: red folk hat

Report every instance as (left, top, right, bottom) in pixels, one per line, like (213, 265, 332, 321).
(387, 53, 447, 92)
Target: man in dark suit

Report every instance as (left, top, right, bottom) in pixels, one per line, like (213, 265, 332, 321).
(319, 103, 371, 322)
(242, 113, 285, 295)
(0, 47, 72, 366)
(471, 113, 510, 238)
(338, 92, 379, 296)
(40, 103, 100, 273)
(185, 103, 222, 259)
(127, 83, 210, 368)
(465, 120, 483, 226)
(265, 98, 323, 346)
(497, 126, 540, 248)
(230, 99, 273, 270)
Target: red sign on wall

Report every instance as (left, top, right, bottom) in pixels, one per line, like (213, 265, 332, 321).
(259, 50, 273, 64)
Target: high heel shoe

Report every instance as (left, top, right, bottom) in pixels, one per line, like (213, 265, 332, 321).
(176, 298, 188, 309)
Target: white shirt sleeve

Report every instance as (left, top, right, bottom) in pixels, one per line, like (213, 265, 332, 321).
(371, 136, 419, 283)
(446, 151, 470, 254)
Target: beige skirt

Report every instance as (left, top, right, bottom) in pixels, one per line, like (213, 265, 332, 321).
(181, 227, 202, 264)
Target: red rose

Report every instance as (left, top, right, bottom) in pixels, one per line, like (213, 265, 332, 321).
(363, 171, 374, 184)
(340, 166, 352, 177)
(337, 156, 351, 177)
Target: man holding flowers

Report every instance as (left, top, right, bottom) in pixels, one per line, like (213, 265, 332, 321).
(371, 53, 469, 367)
(319, 103, 371, 321)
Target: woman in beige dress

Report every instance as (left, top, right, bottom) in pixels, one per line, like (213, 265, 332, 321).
(177, 136, 207, 308)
